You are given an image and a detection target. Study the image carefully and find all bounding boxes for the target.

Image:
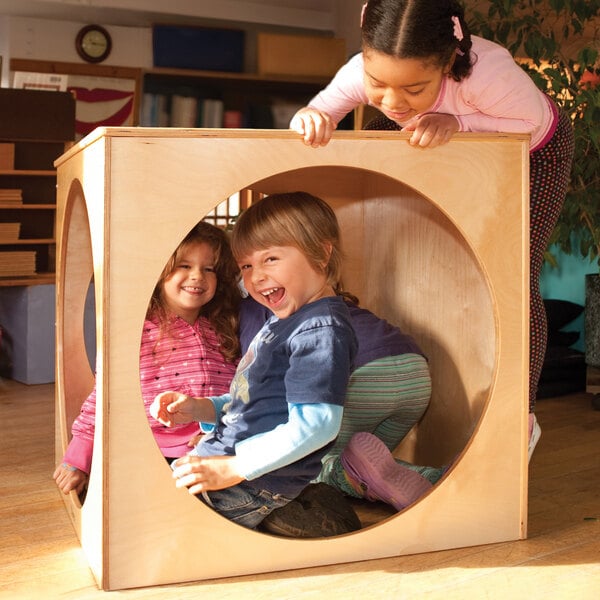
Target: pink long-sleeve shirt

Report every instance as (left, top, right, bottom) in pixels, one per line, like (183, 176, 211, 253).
(63, 315, 238, 473)
(308, 36, 556, 151)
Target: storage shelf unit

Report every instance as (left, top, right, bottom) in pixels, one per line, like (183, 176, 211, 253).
(0, 89, 75, 286)
(141, 66, 353, 129)
(143, 28, 347, 128)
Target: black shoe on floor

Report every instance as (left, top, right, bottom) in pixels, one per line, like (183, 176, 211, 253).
(259, 483, 362, 538)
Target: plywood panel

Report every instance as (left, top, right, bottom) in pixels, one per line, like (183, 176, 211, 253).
(55, 128, 529, 590)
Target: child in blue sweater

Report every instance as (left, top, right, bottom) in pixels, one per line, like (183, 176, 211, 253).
(151, 192, 357, 530)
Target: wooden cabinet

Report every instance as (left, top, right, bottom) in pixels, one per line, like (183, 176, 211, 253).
(0, 89, 75, 286)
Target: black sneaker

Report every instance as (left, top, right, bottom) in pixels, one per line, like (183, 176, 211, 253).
(259, 483, 362, 538)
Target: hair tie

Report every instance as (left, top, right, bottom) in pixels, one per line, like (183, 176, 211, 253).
(360, 2, 368, 28)
(451, 15, 464, 42)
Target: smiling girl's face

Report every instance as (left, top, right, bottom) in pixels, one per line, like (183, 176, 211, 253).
(162, 241, 218, 324)
(363, 47, 453, 125)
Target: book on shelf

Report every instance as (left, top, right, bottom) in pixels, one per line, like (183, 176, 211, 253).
(0, 143, 15, 170)
(199, 99, 224, 128)
(141, 93, 226, 128)
(0, 189, 23, 204)
(170, 94, 198, 127)
(140, 93, 170, 127)
(0, 250, 36, 277)
(223, 110, 243, 128)
(0, 223, 20, 242)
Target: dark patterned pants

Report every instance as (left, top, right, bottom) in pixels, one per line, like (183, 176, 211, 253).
(366, 106, 575, 410)
(528, 110, 574, 408)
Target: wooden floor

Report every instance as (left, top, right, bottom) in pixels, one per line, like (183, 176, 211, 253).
(1, 377, 598, 599)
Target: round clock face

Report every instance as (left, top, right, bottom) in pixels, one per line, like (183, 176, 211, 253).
(76, 25, 112, 63)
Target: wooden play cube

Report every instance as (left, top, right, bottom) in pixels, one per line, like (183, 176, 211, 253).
(54, 128, 529, 591)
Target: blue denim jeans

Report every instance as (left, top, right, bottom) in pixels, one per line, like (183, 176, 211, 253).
(201, 482, 293, 529)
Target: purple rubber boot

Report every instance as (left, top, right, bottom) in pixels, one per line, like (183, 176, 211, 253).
(340, 432, 433, 511)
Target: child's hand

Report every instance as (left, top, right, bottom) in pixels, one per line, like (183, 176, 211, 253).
(53, 463, 88, 496)
(150, 391, 198, 427)
(404, 113, 459, 148)
(187, 432, 204, 447)
(171, 455, 244, 495)
(290, 107, 336, 147)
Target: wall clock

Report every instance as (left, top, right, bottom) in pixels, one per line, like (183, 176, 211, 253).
(75, 24, 112, 63)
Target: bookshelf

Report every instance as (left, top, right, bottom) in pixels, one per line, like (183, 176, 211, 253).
(0, 88, 75, 286)
(142, 29, 348, 128)
(141, 67, 353, 129)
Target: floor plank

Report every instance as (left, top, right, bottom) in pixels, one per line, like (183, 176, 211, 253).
(1, 379, 599, 598)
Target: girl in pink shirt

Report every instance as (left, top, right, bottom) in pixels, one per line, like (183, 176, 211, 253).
(291, 0, 574, 457)
(53, 221, 241, 497)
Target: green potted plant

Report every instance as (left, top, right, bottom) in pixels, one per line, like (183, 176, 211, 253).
(468, 0, 599, 266)
(468, 0, 600, 376)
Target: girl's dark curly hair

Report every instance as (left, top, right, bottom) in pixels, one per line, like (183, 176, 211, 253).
(362, 0, 473, 81)
(147, 220, 241, 362)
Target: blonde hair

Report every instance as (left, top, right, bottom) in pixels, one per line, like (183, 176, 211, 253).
(231, 192, 344, 291)
(147, 221, 241, 362)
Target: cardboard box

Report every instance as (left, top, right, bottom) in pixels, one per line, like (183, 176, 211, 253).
(0, 143, 15, 170)
(257, 33, 346, 78)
